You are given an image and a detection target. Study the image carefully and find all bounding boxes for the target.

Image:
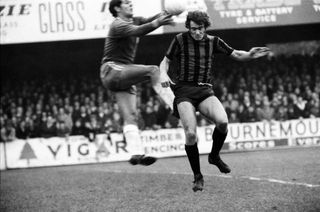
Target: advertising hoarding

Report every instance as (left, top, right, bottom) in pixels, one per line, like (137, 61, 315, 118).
(1, 0, 319, 44)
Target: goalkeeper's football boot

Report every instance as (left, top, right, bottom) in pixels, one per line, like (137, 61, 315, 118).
(192, 173, 204, 192)
(129, 155, 157, 166)
(208, 154, 231, 174)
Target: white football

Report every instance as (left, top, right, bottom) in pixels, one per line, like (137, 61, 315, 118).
(164, 0, 188, 16)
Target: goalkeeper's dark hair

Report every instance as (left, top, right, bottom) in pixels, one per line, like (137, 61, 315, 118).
(109, 0, 122, 17)
(185, 11, 211, 29)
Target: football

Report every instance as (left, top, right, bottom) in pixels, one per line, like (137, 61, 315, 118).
(164, 0, 188, 16)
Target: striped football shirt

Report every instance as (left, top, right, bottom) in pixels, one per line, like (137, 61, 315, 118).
(166, 32, 234, 83)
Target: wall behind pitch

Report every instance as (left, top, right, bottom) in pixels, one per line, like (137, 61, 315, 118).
(3, 118, 319, 170)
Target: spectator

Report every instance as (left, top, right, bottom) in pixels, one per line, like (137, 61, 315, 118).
(229, 111, 240, 123)
(164, 114, 180, 129)
(56, 107, 73, 132)
(198, 117, 209, 127)
(56, 121, 70, 137)
(40, 114, 57, 138)
(84, 115, 101, 142)
(223, 93, 240, 116)
(78, 105, 89, 129)
(104, 118, 120, 133)
(111, 111, 123, 132)
(294, 96, 308, 118)
(242, 105, 258, 122)
(235, 103, 243, 122)
(142, 105, 158, 130)
(72, 101, 81, 121)
(256, 96, 275, 121)
(305, 93, 320, 118)
(274, 105, 289, 121)
(0, 121, 16, 142)
(96, 106, 109, 129)
(71, 119, 86, 136)
(16, 118, 34, 139)
(154, 101, 171, 128)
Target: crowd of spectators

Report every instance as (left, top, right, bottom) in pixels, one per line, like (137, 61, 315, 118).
(1, 54, 319, 142)
(214, 54, 320, 123)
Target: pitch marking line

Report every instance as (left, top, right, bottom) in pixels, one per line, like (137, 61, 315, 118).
(239, 175, 320, 188)
(110, 169, 320, 188)
(205, 174, 320, 188)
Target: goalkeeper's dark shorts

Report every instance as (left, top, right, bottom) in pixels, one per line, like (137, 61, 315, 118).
(172, 81, 215, 118)
(100, 61, 157, 95)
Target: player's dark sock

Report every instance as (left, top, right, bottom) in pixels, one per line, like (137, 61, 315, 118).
(209, 128, 230, 173)
(210, 127, 227, 157)
(185, 143, 201, 176)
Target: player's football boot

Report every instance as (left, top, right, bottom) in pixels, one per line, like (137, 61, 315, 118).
(129, 155, 157, 166)
(192, 173, 204, 192)
(208, 154, 231, 174)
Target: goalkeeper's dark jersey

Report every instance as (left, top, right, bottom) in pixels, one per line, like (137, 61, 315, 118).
(101, 17, 144, 64)
(165, 32, 234, 83)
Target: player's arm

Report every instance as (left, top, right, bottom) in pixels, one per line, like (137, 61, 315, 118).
(159, 56, 174, 88)
(159, 36, 180, 87)
(142, 9, 183, 22)
(139, 11, 169, 24)
(123, 14, 173, 37)
(230, 47, 270, 61)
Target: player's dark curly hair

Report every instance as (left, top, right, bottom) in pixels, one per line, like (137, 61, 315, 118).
(109, 0, 122, 17)
(185, 11, 211, 29)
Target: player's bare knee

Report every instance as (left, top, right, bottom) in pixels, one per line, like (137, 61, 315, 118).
(185, 131, 197, 145)
(216, 122, 228, 134)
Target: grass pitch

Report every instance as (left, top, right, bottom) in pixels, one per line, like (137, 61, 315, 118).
(1, 147, 320, 212)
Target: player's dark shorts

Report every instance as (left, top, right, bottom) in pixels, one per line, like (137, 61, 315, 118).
(100, 61, 158, 95)
(172, 81, 215, 118)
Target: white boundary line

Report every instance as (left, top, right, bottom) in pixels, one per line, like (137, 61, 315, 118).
(238, 175, 320, 188)
(110, 169, 320, 188)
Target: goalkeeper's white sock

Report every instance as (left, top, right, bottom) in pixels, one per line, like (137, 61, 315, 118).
(152, 83, 174, 110)
(123, 124, 144, 155)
